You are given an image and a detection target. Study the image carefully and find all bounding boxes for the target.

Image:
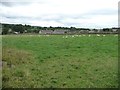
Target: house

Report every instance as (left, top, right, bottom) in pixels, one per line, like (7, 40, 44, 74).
(39, 30, 42, 34)
(80, 30, 89, 34)
(89, 30, 95, 33)
(67, 30, 78, 34)
(112, 28, 118, 32)
(39, 30, 53, 34)
(8, 28, 12, 33)
(97, 29, 102, 32)
(53, 30, 67, 34)
(24, 30, 27, 33)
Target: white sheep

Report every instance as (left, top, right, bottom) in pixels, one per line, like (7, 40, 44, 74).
(88, 35, 91, 37)
(65, 36, 68, 38)
(46, 35, 50, 37)
(97, 34, 100, 36)
(72, 35, 75, 37)
(114, 34, 118, 36)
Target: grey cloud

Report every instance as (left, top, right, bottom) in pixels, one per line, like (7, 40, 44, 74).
(0, 2, 13, 7)
(0, 0, 48, 7)
(0, 2, 32, 7)
(86, 9, 117, 16)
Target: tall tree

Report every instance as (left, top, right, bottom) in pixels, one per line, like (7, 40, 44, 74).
(12, 24, 24, 33)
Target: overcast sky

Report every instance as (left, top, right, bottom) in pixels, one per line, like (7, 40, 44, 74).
(0, 0, 119, 29)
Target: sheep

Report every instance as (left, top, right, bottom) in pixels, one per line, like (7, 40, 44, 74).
(62, 36, 68, 38)
(88, 35, 91, 37)
(13, 31, 19, 34)
(72, 35, 75, 38)
(65, 36, 68, 38)
(103, 35, 106, 36)
(96, 34, 100, 36)
(75, 35, 78, 37)
(46, 35, 50, 37)
(30, 35, 33, 36)
(114, 34, 118, 36)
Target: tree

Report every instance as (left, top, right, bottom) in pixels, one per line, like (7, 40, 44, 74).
(33, 29, 39, 33)
(12, 24, 24, 33)
(102, 28, 110, 32)
(2, 25, 9, 35)
(70, 27, 76, 31)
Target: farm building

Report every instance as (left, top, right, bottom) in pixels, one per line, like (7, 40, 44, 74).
(39, 30, 69, 34)
(67, 30, 80, 34)
(112, 28, 118, 32)
(79, 30, 89, 34)
(53, 30, 68, 34)
(39, 30, 53, 34)
(89, 30, 95, 33)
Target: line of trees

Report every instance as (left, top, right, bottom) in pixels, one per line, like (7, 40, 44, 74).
(1, 24, 31, 34)
(1, 23, 118, 35)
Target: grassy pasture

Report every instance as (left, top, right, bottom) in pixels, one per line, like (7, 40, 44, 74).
(2, 34, 118, 88)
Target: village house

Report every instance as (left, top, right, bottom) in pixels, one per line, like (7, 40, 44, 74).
(8, 28, 13, 34)
(80, 30, 89, 34)
(24, 30, 27, 33)
(39, 29, 69, 34)
(53, 30, 68, 34)
(89, 29, 95, 33)
(39, 30, 53, 34)
(67, 30, 79, 34)
(112, 28, 118, 32)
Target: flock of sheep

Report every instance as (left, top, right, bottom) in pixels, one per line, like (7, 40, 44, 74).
(62, 34, 118, 38)
(28, 34, 118, 38)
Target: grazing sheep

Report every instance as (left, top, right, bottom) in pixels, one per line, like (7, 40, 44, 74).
(65, 36, 68, 38)
(97, 34, 100, 36)
(103, 35, 106, 36)
(75, 35, 78, 37)
(114, 34, 118, 36)
(38, 35, 41, 37)
(30, 35, 33, 36)
(46, 35, 50, 37)
(13, 31, 19, 34)
(88, 35, 91, 37)
(62, 36, 68, 38)
(72, 35, 74, 38)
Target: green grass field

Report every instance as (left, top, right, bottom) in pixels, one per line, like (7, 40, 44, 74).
(2, 34, 118, 88)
